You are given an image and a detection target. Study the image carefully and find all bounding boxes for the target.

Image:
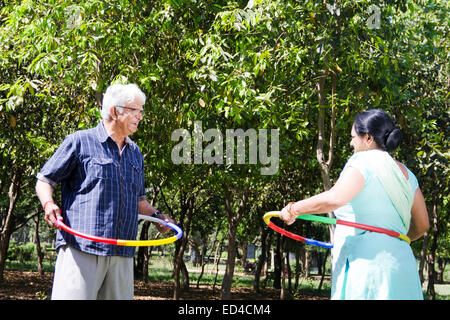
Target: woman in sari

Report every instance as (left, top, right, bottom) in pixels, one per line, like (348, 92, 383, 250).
(280, 109, 429, 299)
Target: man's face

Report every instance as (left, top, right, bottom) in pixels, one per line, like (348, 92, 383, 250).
(116, 96, 144, 136)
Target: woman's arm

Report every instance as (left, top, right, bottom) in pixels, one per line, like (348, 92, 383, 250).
(407, 188, 429, 241)
(280, 167, 365, 224)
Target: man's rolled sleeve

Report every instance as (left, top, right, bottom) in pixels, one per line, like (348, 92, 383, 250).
(37, 135, 78, 186)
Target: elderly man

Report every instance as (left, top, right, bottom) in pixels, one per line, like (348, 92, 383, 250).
(35, 83, 172, 300)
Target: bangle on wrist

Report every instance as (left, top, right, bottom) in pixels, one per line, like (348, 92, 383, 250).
(43, 200, 54, 211)
(288, 202, 296, 218)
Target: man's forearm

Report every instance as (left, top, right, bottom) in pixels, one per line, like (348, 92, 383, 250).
(36, 179, 62, 228)
(138, 199, 158, 216)
(35, 179, 55, 207)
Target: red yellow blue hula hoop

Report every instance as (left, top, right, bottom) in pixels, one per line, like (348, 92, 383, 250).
(263, 211, 410, 249)
(57, 214, 183, 246)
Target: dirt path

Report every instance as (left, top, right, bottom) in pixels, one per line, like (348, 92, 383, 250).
(0, 270, 328, 300)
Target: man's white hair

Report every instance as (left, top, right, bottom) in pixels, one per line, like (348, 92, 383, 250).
(101, 83, 146, 120)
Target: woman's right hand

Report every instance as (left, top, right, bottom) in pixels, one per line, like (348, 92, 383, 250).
(280, 202, 297, 225)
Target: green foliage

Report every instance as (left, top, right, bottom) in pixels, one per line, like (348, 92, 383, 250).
(0, 0, 448, 297)
(7, 241, 36, 263)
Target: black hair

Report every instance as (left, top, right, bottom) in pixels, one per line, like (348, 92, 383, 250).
(353, 109, 402, 152)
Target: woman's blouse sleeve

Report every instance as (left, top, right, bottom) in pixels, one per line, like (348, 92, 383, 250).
(406, 167, 419, 194)
(344, 152, 370, 182)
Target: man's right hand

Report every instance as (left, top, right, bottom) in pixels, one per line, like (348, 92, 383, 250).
(43, 201, 63, 229)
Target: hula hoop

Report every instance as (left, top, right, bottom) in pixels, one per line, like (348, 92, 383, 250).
(263, 211, 410, 249)
(264, 211, 333, 248)
(57, 214, 183, 246)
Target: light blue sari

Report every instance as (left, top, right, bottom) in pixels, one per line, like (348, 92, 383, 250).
(331, 150, 423, 300)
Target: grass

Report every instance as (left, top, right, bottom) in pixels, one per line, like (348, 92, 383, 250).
(4, 251, 449, 300)
(145, 255, 258, 287)
(5, 259, 55, 273)
(145, 256, 332, 295)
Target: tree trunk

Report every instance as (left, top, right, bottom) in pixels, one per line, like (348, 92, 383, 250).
(173, 195, 192, 300)
(180, 259, 189, 292)
(221, 221, 237, 299)
(262, 231, 273, 289)
(437, 258, 446, 284)
(272, 233, 282, 290)
(295, 244, 307, 291)
(280, 251, 287, 300)
(426, 200, 439, 299)
(304, 250, 310, 278)
(280, 238, 292, 300)
(191, 245, 201, 267)
(0, 167, 23, 282)
(212, 239, 224, 292)
(318, 249, 330, 292)
(211, 236, 223, 275)
(135, 221, 151, 281)
(419, 231, 429, 285)
(197, 225, 220, 288)
(221, 187, 248, 300)
(240, 243, 248, 267)
(254, 222, 270, 293)
(315, 54, 337, 241)
(135, 187, 159, 281)
(34, 214, 44, 276)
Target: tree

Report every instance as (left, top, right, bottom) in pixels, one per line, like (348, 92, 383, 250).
(0, 0, 447, 300)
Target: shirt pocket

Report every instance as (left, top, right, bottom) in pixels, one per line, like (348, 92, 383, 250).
(124, 159, 142, 194)
(90, 158, 116, 180)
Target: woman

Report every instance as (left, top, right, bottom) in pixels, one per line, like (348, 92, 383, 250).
(280, 109, 429, 300)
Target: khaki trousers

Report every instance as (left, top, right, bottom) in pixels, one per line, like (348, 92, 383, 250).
(51, 245, 134, 300)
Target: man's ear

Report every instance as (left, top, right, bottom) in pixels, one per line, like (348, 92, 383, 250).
(110, 106, 118, 120)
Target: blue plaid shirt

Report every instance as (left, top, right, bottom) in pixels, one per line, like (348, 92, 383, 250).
(37, 122, 146, 257)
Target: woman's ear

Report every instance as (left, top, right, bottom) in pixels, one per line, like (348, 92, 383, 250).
(365, 134, 374, 149)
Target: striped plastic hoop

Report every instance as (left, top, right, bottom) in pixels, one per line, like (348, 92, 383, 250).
(263, 211, 410, 248)
(264, 212, 333, 248)
(57, 214, 183, 246)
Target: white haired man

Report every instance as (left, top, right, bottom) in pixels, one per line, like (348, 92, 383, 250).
(35, 83, 172, 300)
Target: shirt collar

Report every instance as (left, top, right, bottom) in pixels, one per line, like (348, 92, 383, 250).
(96, 121, 109, 143)
(96, 121, 133, 145)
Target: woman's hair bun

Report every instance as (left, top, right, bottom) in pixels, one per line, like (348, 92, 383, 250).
(353, 109, 402, 152)
(385, 128, 402, 152)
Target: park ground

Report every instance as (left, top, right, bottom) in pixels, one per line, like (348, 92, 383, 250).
(0, 252, 333, 300)
(1, 254, 448, 300)
(0, 270, 330, 300)
(1, 269, 449, 300)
